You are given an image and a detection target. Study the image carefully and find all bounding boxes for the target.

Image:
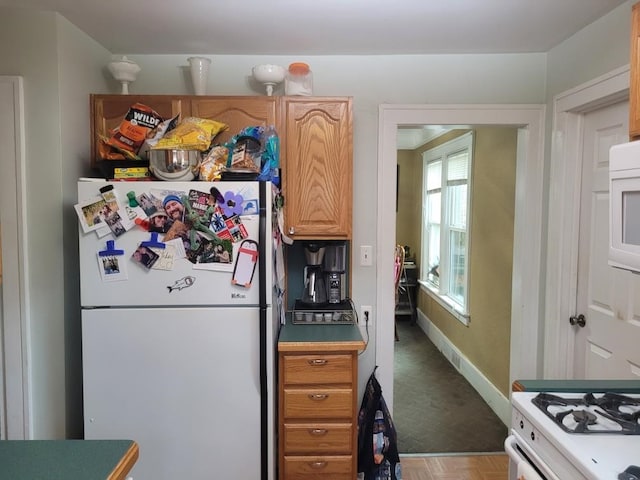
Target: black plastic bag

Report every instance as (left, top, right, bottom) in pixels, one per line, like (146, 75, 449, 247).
(357, 369, 402, 480)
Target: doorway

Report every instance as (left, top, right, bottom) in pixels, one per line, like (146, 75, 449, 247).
(376, 105, 546, 416)
(574, 99, 635, 378)
(544, 66, 633, 379)
(393, 125, 516, 453)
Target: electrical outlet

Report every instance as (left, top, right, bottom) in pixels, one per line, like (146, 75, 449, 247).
(358, 305, 372, 342)
(360, 305, 372, 324)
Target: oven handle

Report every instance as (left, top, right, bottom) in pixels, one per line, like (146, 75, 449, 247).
(504, 435, 561, 480)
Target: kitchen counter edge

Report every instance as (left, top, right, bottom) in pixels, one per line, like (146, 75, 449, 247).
(278, 322, 365, 352)
(512, 379, 640, 393)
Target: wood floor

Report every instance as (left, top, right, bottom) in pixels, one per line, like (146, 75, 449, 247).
(400, 454, 509, 480)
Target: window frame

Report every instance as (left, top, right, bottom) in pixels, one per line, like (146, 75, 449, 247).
(420, 131, 473, 325)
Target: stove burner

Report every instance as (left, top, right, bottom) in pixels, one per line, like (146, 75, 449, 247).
(532, 392, 640, 435)
(572, 409, 598, 425)
(619, 465, 640, 480)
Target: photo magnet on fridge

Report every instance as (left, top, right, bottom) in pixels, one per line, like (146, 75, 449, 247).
(97, 240, 128, 282)
(231, 239, 258, 288)
(97, 253, 128, 282)
(131, 245, 160, 270)
(75, 196, 116, 233)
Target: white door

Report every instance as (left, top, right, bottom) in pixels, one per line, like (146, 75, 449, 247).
(82, 306, 267, 480)
(573, 99, 640, 379)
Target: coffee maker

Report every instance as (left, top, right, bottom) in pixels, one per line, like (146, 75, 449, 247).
(301, 242, 327, 305)
(323, 242, 347, 304)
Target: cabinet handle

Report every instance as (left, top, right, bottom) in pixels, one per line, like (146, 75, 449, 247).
(309, 428, 328, 436)
(308, 359, 327, 366)
(309, 461, 327, 469)
(288, 227, 295, 235)
(309, 393, 329, 401)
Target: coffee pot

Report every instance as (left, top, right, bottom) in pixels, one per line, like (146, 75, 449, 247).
(301, 242, 327, 305)
(301, 265, 327, 305)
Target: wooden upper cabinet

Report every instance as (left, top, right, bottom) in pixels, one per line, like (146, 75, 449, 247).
(90, 94, 354, 240)
(281, 97, 353, 239)
(190, 96, 278, 147)
(631, 2, 640, 140)
(90, 94, 189, 168)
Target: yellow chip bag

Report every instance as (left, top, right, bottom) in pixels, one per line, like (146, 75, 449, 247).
(153, 117, 228, 151)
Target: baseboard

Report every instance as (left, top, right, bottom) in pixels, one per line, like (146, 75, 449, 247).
(415, 309, 511, 427)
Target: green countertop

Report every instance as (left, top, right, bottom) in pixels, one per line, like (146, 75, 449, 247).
(513, 379, 640, 393)
(278, 322, 366, 352)
(0, 440, 138, 480)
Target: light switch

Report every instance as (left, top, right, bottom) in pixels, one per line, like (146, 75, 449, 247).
(360, 245, 373, 266)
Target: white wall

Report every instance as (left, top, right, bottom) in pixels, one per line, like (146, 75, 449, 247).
(0, 8, 112, 438)
(547, 1, 633, 100)
(0, 1, 633, 437)
(56, 14, 114, 438)
(0, 8, 65, 439)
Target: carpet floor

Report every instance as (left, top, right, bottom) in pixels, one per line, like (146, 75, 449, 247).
(393, 318, 508, 454)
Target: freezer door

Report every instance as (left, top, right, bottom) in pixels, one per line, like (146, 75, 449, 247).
(82, 307, 271, 480)
(77, 180, 272, 307)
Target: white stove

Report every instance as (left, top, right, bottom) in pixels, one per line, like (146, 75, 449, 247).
(505, 391, 640, 480)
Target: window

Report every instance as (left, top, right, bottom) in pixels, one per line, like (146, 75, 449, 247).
(421, 132, 473, 323)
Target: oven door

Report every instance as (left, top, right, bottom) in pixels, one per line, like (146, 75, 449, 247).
(504, 434, 561, 480)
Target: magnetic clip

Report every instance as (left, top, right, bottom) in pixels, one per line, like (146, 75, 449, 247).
(141, 232, 165, 249)
(98, 240, 124, 257)
(135, 217, 150, 231)
(127, 191, 139, 207)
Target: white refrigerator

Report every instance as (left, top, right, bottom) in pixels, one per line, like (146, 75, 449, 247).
(77, 179, 280, 480)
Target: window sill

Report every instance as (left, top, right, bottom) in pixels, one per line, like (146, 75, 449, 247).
(418, 280, 470, 326)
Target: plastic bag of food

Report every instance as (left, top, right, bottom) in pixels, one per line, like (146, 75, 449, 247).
(106, 103, 164, 156)
(98, 134, 127, 160)
(257, 125, 280, 185)
(153, 117, 228, 151)
(225, 126, 265, 172)
(199, 146, 229, 181)
(229, 135, 261, 172)
(138, 114, 181, 160)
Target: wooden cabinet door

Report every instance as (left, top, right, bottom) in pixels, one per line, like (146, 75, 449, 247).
(281, 98, 353, 239)
(190, 96, 278, 147)
(90, 94, 189, 168)
(631, 3, 640, 140)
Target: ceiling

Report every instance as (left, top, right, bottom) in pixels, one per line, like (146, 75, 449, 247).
(397, 126, 451, 150)
(1, 0, 626, 56)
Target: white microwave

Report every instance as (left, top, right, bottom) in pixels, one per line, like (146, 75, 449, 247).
(609, 140, 640, 273)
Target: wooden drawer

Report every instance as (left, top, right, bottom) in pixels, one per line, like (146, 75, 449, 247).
(283, 455, 353, 480)
(283, 354, 353, 385)
(283, 423, 352, 454)
(283, 388, 353, 419)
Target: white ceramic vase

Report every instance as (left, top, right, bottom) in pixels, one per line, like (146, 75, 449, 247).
(107, 56, 140, 94)
(187, 57, 211, 95)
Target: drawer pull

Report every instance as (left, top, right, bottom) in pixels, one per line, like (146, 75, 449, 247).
(308, 359, 328, 366)
(309, 393, 329, 401)
(309, 461, 327, 469)
(309, 428, 328, 436)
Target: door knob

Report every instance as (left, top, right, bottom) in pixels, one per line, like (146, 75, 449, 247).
(569, 314, 586, 328)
